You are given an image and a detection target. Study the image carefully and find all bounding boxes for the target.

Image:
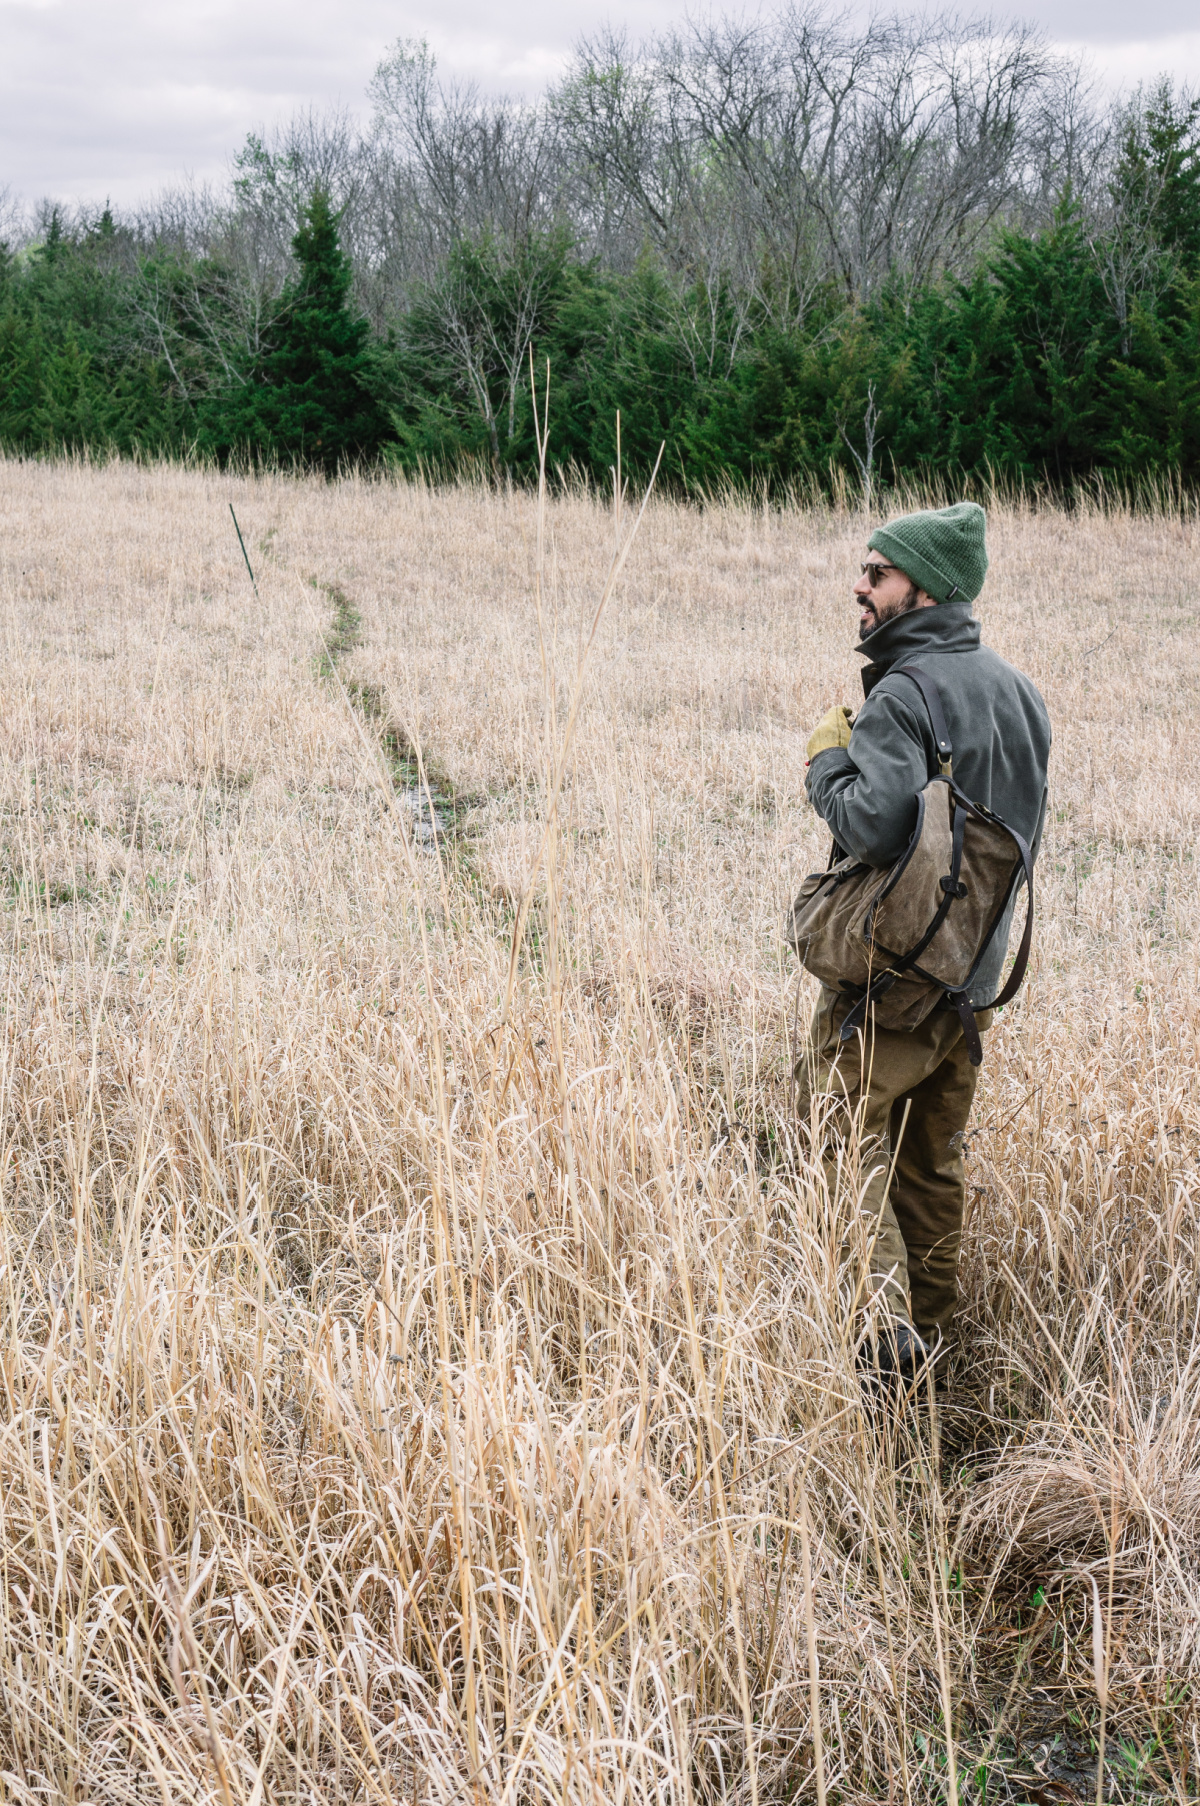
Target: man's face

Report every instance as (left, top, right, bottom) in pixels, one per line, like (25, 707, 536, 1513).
(853, 554, 931, 641)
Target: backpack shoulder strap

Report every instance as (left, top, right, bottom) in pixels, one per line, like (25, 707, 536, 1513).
(978, 823, 1035, 1012)
(945, 819, 1036, 1065)
(894, 663, 953, 778)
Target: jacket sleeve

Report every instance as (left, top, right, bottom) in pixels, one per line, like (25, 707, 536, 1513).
(804, 687, 930, 867)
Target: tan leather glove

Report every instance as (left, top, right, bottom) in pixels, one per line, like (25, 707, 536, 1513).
(806, 704, 854, 763)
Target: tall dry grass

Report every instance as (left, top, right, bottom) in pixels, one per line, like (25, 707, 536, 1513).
(0, 453, 1196, 1804)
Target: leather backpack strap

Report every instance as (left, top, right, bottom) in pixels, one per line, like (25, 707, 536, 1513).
(947, 821, 1036, 1062)
(837, 970, 899, 1043)
(979, 824, 1035, 1011)
(895, 663, 953, 777)
(948, 990, 985, 1066)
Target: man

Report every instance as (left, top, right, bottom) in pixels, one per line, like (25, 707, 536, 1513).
(799, 501, 1051, 1380)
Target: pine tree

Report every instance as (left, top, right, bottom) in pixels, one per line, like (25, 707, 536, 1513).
(1114, 82, 1200, 273)
(0, 309, 47, 446)
(986, 199, 1117, 487)
(203, 188, 387, 472)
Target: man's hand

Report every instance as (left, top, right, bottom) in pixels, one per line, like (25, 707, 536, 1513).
(806, 704, 854, 763)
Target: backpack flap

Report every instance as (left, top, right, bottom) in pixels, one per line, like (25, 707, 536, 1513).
(866, 781, 1027, 992)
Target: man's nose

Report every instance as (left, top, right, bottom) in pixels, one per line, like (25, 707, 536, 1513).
(853, 576, 871, 597)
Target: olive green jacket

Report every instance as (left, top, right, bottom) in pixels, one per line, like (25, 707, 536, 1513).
(806, 602, 1052, 1006)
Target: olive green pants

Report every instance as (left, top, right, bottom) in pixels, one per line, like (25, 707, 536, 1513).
(796, 988, 991, 1343)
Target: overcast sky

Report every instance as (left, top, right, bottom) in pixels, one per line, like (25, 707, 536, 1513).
(2, 0, 1199, 213)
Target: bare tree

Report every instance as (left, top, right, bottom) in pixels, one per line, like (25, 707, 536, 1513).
(363, 42, 578, 467)
(552, 7, 1075, 318)
(838, 380, 881, 509)
(0, 185, 28, 250)
(367, 43, 568, 256)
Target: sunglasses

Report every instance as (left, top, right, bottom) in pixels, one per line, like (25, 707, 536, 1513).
(861, 561, 899, 588)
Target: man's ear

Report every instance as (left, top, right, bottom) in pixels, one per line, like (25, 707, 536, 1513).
(915, 588, 937, 609)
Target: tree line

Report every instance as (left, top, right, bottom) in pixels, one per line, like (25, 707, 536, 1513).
(2, 6, 1199, 495)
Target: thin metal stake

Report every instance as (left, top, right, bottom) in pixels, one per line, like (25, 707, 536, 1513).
(229, 504, 259, 600)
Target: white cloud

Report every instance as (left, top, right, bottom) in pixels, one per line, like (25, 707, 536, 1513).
(1058, 29, 1200, 89)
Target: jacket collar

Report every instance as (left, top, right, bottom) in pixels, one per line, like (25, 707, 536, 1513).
(857, 601, 981, 697)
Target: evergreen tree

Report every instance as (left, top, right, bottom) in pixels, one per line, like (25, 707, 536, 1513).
(385, 228, 574, 478)
(201, 188, 387, 472)
(1106, 275, 1200, 480)
(1114, 81, 1200, 272)
(0, 209, 181, 457)
(985, 200, 1117, 487)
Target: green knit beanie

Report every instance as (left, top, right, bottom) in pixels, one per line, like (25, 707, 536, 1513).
(868, 501, 988, 606)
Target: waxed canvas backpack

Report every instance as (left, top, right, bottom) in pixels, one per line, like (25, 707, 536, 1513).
(785, 665, 1034, 1065)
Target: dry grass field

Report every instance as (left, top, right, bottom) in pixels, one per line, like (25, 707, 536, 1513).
(0, 454, 1196, 1805)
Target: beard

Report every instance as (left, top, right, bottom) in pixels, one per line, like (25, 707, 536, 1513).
(858, 583, 922, 642)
